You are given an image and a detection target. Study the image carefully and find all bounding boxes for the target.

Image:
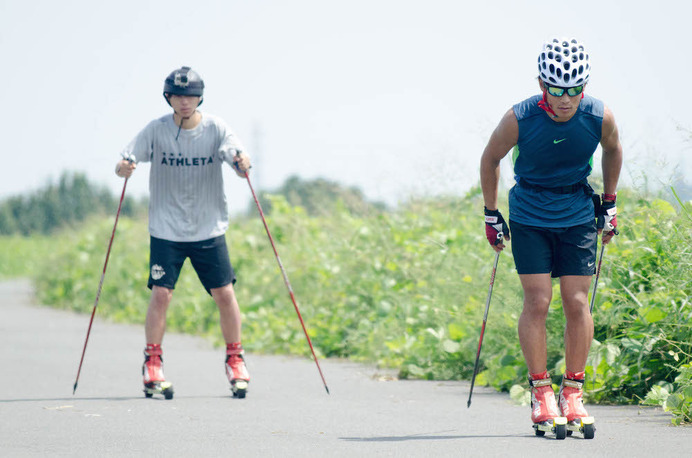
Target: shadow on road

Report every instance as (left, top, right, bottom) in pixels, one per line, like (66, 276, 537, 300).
(0, 397, 142, 403)
(0, 395, 233, 403)
(340, 431, 528, 442)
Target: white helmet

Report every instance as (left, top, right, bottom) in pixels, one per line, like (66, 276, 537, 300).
(538, 38, 590, 87)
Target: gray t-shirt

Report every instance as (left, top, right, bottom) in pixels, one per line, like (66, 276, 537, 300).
(121, 112, 245, 242)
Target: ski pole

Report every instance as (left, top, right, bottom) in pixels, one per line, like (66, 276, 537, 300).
(589, 244, 605, 314)
(239, 163, 330, 395)
(73, 177, 129, 394)
(467, 243, 501, 408)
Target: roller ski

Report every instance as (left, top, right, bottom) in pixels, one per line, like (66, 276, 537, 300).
(225, 343, 250, 399)
(142, 344, 174, 400)
(559, 371, 596, 439)
(529, 372, 567, 439)
(144, 381, 174, 399)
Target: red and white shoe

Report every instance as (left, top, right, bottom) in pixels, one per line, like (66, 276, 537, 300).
(143, 344, 165, 383)
(558, 371, 589, 421)
(529, 371, 567, 439)
(143, 344, 173, 399)
(558, 371, 596, 439)
(225, 343, 250, 398)
(529, 372, 560, 424)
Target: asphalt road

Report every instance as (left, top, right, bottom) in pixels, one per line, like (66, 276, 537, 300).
(1, 279, 690, 457)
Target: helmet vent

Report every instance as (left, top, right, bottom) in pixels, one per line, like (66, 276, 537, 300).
(537, 37, 590, 87)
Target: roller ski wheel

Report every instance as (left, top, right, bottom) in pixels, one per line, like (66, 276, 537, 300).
(144, 381, 174, 400)
(533, 416, 568, 439)
(566, 416, 596, 439)
(231, 380, 249, 398)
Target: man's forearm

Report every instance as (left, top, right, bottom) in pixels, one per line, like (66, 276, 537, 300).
(480, 157, 501, 210)
(602, 147, 623, 196)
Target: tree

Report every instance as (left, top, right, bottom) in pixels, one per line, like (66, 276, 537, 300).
(0, 171, 145, 235)
(249, 175, 386, 217)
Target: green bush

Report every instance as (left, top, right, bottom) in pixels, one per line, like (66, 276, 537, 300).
(0, 235, 54, 278)
(587, 192, 691, 422)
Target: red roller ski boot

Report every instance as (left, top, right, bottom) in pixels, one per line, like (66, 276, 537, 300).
(225, 343, 250, 398)
(559, 371, 595, 439)
(529, 371, 567, 439)
(143, 344, 174, 399)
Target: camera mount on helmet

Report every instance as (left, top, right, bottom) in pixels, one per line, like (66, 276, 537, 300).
(163, 66, 204, 107)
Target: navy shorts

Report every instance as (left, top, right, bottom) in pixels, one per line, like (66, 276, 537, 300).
(509, 220, 597, 278)
(148, 235, 236, 294)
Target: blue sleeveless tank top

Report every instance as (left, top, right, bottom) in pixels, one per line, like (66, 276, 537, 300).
(508, 94, 604, 227)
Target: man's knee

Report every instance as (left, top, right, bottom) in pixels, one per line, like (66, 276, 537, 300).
(211, 283, 236, 305)
(150, 286, 173, 308)
(560, 277, 591, 315)
(562, 298, 590, 320)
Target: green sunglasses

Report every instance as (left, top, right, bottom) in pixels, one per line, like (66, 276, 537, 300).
(545, 83, 584, 97)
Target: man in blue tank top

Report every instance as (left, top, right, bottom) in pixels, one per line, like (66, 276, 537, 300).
(479, 38, 622, 437)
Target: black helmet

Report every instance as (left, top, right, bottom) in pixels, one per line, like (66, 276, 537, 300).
(163, 66, 204, 106)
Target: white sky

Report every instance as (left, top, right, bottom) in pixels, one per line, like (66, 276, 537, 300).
(1, 0, 690, 210)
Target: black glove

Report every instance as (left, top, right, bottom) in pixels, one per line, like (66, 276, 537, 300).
(484, 207, 510, 246)
(597, 195, 619, 242)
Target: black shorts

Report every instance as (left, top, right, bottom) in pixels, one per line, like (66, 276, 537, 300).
(148, 235, 236, 294)
(509, 220, 597, 278)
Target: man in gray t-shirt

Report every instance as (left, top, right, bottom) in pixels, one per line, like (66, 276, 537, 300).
(115, 66, 252, 399)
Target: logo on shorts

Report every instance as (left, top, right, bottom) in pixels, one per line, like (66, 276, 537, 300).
(553, 138, 567, 144)
(587, 261, 595, 268)
(151, 264, 166, 280)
